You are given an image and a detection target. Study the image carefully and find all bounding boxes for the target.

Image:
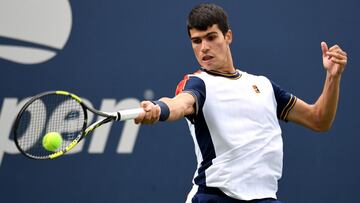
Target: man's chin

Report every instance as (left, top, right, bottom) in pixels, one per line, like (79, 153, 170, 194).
(200, 63, 214, 70)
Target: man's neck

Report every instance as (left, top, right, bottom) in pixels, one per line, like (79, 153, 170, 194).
(206, 67, 236, 74)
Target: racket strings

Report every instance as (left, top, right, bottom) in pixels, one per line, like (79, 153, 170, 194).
(15, 94, 85, 159)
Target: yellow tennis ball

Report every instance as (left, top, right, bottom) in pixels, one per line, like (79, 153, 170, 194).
(42, 132, 63, 152)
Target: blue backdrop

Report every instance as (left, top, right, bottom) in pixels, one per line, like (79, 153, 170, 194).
(0, 0, 359, 202)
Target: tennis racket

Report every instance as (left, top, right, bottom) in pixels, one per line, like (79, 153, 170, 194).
(13, 90, 144, 160)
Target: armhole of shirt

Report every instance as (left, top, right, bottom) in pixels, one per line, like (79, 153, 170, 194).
(270, 80, 297, 122)
(175, 74, 206, 123)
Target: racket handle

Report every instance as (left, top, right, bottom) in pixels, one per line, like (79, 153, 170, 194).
(117, 108, 144, 121)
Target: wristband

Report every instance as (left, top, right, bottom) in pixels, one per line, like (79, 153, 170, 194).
(151, 100, 170, 121)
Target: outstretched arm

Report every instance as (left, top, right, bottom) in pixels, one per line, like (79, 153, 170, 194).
(287, 42, 348, 132)
(134, 92, 196, 124)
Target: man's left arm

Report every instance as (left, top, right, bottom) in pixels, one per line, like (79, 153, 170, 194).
(287, 42, 348, 132)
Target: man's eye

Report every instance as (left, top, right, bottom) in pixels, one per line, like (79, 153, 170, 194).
(192, 39, 201, 44)
(207, 35, 216, 41)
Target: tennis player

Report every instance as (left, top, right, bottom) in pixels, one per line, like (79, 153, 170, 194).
(135, 3, 348, 203)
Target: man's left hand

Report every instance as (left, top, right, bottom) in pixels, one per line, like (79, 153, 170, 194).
(321, 42, 348, 77)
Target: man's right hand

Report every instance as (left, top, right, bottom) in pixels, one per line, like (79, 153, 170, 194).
(134, 101, 161, 124)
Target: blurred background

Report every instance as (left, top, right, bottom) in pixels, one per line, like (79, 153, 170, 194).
(0, 0, 359, 202)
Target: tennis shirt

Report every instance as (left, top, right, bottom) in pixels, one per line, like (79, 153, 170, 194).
(176, 68, 297, 201)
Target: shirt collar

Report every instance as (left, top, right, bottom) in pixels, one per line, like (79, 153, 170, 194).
(201, 68, 242, 79)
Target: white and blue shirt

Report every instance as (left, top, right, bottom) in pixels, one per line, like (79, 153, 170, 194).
(176, 68, 297, 201)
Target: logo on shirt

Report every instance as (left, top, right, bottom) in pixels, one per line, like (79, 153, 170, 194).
(176, 75, 189, 95)
(252, 85, 260, 93)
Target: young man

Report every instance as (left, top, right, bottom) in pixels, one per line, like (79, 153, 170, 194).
(135, 3, 348, 203)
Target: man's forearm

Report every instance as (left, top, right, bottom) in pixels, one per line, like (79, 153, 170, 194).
(313, 72, 341, 130)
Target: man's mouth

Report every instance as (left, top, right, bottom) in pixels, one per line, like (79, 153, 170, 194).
(202, 55, 214, 62)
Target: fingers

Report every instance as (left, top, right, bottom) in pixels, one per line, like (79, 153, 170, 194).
(321, 41, 328, 57)
(134, 111, 145, 124)
(324, 43, 348, 63)
(330, 57, 347, 65)
(326, 51, 347, 60)
(328, 44, 347, 55)
(134, 101, 160, 125)
(328, 44, 342, 52)
(322, 42, 348, 76)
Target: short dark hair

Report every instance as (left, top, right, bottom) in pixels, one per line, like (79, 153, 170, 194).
(187, 3, 230, 37)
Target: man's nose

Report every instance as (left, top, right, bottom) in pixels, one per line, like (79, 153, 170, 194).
(201, 41, 209, 53)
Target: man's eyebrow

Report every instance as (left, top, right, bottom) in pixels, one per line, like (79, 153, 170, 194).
(191, 32, 218, 40)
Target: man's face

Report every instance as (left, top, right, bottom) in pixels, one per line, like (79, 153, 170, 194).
(189, 24, 232, 71)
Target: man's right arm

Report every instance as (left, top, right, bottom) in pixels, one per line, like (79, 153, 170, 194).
(134, 92, 196, 124)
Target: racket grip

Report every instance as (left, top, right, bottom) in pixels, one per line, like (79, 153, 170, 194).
(117, 108, 144, 121)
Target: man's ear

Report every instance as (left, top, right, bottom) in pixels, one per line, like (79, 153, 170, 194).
(225, 29, 233, 44)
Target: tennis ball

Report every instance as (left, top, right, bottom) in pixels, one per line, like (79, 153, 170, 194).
(42, 132, 63, 152)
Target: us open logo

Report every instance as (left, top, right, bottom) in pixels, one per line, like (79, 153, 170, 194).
(0, 0, 72, 64)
